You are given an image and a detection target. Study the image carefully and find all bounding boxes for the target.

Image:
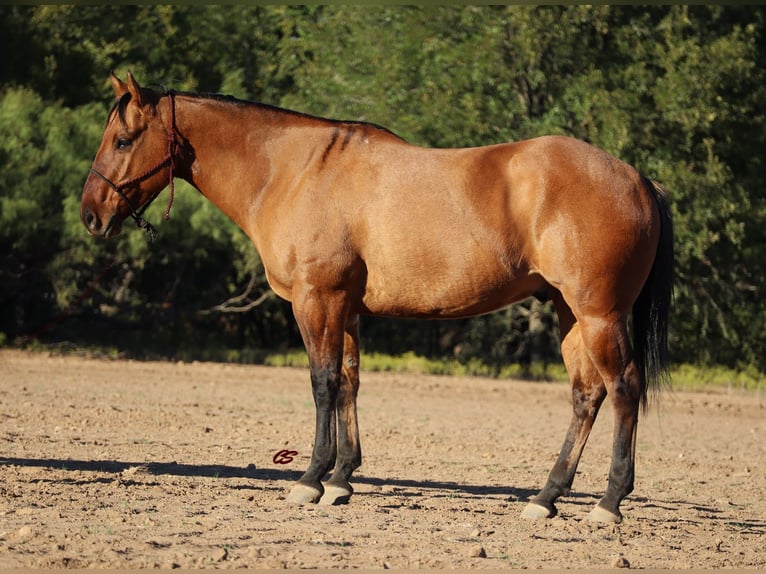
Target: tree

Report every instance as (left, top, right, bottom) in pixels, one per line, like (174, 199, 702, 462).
(1, 5, 764, 372)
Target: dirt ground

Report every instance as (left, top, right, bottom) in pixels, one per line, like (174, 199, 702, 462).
(0, 349, 764, 569)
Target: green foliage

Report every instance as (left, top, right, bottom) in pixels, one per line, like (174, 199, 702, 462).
(1, 6, 764, 377)
(264, 349, 569, 382)
(671, 363, 765, 392)
(0, 86, 107, 335)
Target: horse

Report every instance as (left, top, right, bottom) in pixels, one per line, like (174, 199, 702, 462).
(81, 73, 673, 523)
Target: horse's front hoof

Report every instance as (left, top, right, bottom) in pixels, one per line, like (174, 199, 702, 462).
(521, 501, 557, 520)
(286, 482, 322, 504)
(586, 504, 622, 524)
(319, 482, 353, 506)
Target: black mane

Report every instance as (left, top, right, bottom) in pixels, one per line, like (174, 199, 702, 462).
(168, 88, 404, 140)
(107, 86, 403, 140)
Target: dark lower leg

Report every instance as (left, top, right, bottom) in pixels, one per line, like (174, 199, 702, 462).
(324, 318, 362, 503)
(594, 389, 638, 518)
(297, 368, 340, 491)
(327, 376, 361, 485)
(528, 384, 605, 515)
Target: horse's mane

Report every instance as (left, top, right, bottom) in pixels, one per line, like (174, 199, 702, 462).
(108, 86, 403, 140)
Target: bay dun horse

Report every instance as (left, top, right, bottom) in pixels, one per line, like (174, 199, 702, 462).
(82, 74, 673, 523)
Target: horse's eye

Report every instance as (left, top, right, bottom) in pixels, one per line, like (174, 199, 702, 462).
(115, 137, 132, 150)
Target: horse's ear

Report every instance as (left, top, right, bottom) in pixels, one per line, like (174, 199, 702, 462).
(126, 72, 144, 107)
(111, 73, 129, 98)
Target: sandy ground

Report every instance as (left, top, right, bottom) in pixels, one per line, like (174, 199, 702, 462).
(0, 349, 764, 569)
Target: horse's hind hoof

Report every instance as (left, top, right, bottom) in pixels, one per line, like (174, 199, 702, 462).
(319, 483, 353, 505)
(521, 502, 557, 520)
(586, 505, 622, 524)
(286, 483, 322, 504)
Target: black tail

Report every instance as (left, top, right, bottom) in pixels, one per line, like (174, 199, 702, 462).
(633, 177, 674, 411)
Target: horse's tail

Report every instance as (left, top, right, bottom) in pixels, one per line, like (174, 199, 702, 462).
(633, 176, 674, 411)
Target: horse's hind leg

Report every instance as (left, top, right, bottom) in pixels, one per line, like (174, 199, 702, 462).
(522, 295, 606, 520)
(320, 314, 362, 505)
(578, 313, 642, 523)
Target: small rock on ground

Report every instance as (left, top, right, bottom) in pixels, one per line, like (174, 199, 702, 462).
(611, 554, 630, 568)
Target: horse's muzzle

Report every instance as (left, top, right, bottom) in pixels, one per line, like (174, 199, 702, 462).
(82, 206, 122, 238)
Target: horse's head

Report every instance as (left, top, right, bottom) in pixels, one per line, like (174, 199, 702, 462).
(81, 73, 177, 239)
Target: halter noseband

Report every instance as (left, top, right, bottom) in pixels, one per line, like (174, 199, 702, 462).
(88, 91, 178, 242)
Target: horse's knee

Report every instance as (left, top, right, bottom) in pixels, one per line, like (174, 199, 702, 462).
(310, 365, 341, 405)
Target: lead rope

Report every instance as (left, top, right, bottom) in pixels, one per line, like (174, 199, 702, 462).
(163, 90, 177, 222)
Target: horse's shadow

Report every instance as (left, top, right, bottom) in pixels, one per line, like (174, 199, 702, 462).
(0, 456, 537, 500)
(9, 456, 758, 529)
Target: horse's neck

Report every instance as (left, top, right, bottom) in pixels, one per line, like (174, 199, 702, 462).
(175, 95, 315, 234)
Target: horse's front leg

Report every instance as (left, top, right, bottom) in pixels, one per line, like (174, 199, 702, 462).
(285, 289, 348, 505)
(320, 314, 362, 505)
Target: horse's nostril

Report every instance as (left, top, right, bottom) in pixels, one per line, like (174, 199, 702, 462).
(83, 208, 99, 231)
